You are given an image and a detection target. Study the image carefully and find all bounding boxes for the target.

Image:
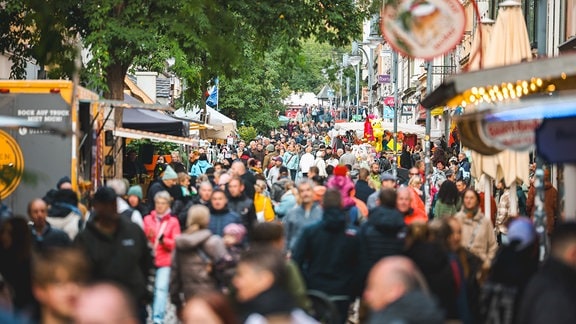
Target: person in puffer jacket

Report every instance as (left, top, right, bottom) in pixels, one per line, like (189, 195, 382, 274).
(170, 205, 230, 314)
(359, 188, 406, 282)
(143, 191, 181, 324)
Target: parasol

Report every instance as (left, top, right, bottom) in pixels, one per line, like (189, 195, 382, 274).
(466, 0, 532, 187)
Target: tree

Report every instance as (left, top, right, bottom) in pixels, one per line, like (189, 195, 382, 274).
(1, 0, 369, 101)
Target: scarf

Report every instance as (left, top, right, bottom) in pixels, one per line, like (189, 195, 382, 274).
(462, 206, 479, 219)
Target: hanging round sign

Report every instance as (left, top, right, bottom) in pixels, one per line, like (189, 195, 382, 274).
(381, 0, 466, 59)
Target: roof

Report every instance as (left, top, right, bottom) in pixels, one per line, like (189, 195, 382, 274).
(316, 84, 334, 100)
(124, 76, 155, 104)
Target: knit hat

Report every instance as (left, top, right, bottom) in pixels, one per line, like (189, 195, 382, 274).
(127, 185, 143, 200)
(223, 223, 247, 243)
(266, 144, 275, 152)
(56, 176, 72, 189)
(162, 165, 178, 180)
(334, 165, 348, 177)
(507, 218, 536, 251)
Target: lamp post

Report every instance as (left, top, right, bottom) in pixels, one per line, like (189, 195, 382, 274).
(366, 13, 383, 116)
(348, 42, 363, 118)
(392, 50, 399, 178)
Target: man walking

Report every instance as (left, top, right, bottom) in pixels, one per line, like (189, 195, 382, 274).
(283, 179, 323, 252)
(74, 187, 153, 323)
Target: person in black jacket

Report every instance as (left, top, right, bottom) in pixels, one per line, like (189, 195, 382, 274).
(226, 177, 257, 236)
(231, 161, 256, 200)
(74, 187, 153, 324)
(292, 189, 362, 324)
(354, 168, 375, 204)
(359, 189, 405, 281)
(517, 222, 576, 324)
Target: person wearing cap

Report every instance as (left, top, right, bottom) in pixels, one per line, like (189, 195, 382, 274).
(366, 173, 397, 210)
(266, 156, 283, 188)
(127, 185, 150, 218)
(147, 165, 179, 211)
(480, 218, 538, 323)
(518, 222, 576, 324)
(74, 187, 154, 322)
(262, 144, 278, 171)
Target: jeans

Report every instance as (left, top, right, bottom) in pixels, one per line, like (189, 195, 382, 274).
(152, 266, 170, 324)
(289, 169, 297, 181)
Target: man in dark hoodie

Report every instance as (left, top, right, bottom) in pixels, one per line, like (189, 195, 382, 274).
(74, 187, 153, 323)
(291, 189, 362, 324)
(364, 256, 444, 324)
(359, 189, 405, 279)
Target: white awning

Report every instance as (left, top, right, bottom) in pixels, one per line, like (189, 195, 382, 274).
(113, 127, 200, 146)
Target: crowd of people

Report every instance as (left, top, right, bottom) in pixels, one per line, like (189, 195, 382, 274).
(0, 117, 574, 324)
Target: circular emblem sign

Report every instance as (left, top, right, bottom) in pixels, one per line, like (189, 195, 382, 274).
(0, 130, 25, 199)
(381, 0, 466, 59)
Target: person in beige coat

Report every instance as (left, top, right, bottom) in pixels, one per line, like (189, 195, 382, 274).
(454, 189, 498, 270)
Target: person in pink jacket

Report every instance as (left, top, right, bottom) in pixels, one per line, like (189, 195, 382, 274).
(143, 190, 181, 324)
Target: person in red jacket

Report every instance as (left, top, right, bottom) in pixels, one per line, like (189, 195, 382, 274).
(143, 190, 181, 324)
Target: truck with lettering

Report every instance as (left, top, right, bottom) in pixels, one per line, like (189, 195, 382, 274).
(0, 80, 99, 214)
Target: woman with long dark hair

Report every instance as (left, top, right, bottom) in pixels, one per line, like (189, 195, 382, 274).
(434, 181, 462, 219)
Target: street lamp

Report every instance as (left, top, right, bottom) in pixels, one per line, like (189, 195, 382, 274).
(348, 42, 364, 118)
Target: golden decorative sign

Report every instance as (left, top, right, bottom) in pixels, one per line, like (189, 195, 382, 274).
(381, 0, 466, 59)
(0, 130, 25, 199)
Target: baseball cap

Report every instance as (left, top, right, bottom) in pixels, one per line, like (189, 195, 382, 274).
(507, 218, 536, 251)
(274, 156, 283, 163)
(380, 173, 396, 182)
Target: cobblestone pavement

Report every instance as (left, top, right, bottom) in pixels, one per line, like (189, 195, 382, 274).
(147, 303, 177, 324)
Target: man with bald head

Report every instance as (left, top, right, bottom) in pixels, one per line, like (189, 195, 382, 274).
(28, 198, 71, 249)
(396, 187, 427, 225)
(74, 283, 139, 324)
(364, 256, 443, 324)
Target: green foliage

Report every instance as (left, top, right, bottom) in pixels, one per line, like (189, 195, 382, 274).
(237, 126, 258, 143)
(1, 0, 370, 100)
(125, 139, 179, 156)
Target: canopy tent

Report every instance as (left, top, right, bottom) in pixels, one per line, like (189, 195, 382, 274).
(174, 106, 236, 140)
(123, 108, 187, 137)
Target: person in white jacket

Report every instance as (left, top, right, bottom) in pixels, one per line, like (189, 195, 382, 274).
(313, 151, 327, 178)
(299, 145, 315, 178)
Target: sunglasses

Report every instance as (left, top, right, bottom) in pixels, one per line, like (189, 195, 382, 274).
(409, 172, 419, 175)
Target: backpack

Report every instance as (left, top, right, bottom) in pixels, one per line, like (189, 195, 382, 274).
(119, 208, 134, 223)
(272, 181, 287, 203)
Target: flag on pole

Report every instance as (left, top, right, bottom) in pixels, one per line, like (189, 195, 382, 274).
(206, 77, 218, 108)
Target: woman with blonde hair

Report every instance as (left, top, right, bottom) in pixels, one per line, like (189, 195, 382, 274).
(253, 180, 275, 222)
(170, 205, 230, 317)
(143, 191, 181, 324)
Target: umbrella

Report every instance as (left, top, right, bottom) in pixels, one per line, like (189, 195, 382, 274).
(484, 0, 532, 68)
(468, 19, 495, 71)
(465, 0, 531, 187)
